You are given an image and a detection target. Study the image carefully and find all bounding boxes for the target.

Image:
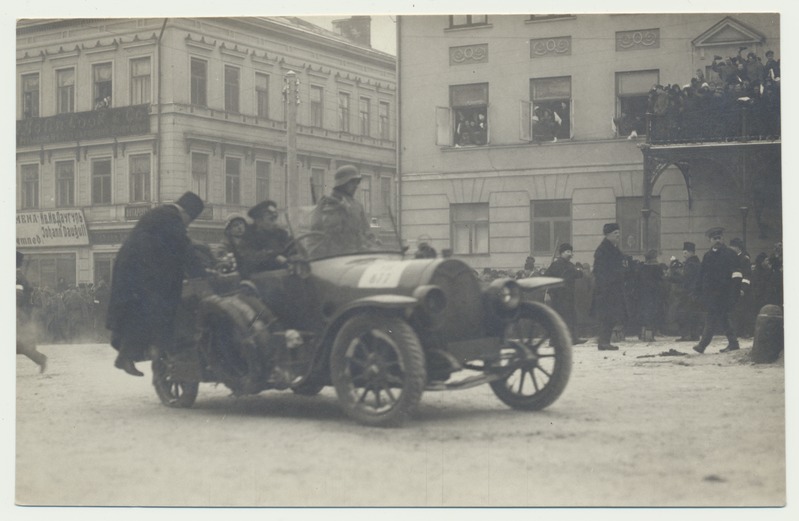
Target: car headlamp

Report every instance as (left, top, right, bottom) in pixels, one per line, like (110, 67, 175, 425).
(488, 278, 522, 311)
(413, 285, 447, 317)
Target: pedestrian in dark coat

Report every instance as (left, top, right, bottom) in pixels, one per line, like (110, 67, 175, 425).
(636, 249, 664, 340)
(673, 241, 703, 341)
(545, 243, 586, 344)
(105, 192, 206, 376)
(729, 237, 754, 338)
(590, 223, 627, 350)
(693, 227, 741, 354)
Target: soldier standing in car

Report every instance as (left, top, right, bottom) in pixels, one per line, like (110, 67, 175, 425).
(106, 192, 206, 377)
(591, 223, 627, 351)
(693, 227, 742, 354)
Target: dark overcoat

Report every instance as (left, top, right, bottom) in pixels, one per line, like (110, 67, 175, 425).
(698, 244, 741, 313)
(545, 257, 582, 329)
(105, 205, 202, 360)
(590, 238, 628, 324)
(636, 261, 665, 328)
(677, 254, 703, 314)
(236, 226, 292, 278)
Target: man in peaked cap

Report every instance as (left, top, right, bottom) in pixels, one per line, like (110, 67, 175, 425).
(590, 223, 627, 350)
(692, 227, 741, 354)
(545, 242, 586, 344)
(236, 200, 293, 278)
(310, 164, 379, 256)
(672, 240, 703, 341)
(106, 191, 207, 376)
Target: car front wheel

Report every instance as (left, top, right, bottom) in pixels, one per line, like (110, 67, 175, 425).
(330, 313, 426, 427)
(489, 301, 572, 411)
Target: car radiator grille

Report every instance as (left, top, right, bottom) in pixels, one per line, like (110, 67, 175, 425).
(429, 260, 485, 342)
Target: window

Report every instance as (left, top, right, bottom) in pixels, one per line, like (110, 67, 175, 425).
(94, 252, 115, 286)
(617, 196, 661, 254)
(22, 253, 76, 290)
(311, 168, 325, 203)
(91, 158, 112, 204)
(93, 62, 112, 109)
(256, 161, 271, 203)
(308, 85, 324, 127)
(130, 57, 151, 105)
(191, 58, 208, 106)
(359, 97, 371, 136)
(443, 83, 489, 147)
(338, 92, 351, 132)
(225, 157, 241, 204)
(360, 174, 372, 214)
(129, 154, 151, 202)
(56, 68, 75, 114)
(191, 153, 209, 200)
(224, 65, 240, 113)
(378, 102, 390, 140)
(449, 15, 488, 28)
(256, 73, 269, 118)
(451, 203, 489, 254)
(530, 77, 571, 142)
(380, 176, 392, 216)
(530, 200, 571, 255)
(20, 164, 39, 209)
(615, 70, 658, 137)
(55, 160, 75, 207)
(22, 73, 39, 118)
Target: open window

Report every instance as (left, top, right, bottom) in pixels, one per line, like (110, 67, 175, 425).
(615, 70, 658, 138)
(442, 83, 489, 147)
(530, 76, 572, 142)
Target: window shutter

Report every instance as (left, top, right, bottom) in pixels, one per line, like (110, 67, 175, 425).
(436, 106, 453, 146)
(520, 100, 532, 141)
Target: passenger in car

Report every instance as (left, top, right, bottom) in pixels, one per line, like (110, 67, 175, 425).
(237, 200, 293, 278)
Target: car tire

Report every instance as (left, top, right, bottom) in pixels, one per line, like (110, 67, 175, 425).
(152, 356, 199, 408)
(489, 301, 572, 411)
(330, 313, 426, 427)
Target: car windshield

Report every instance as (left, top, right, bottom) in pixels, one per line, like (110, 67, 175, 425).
(285, 205, 405, 261)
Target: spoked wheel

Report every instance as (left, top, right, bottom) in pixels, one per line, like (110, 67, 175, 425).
(152, 356, 199, 408)
(489, 301, 572, 411)
(331, 313, 426, 427)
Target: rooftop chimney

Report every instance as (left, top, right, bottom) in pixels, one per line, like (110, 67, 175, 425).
(332, 16, 371, 48)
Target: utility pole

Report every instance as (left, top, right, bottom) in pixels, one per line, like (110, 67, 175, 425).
(283, 70, 300, 221)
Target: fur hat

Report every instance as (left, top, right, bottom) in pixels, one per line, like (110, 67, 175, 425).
(705, 226, 724, 239)
(558, 243, 573, 254)
(248, 200, 279, 220)
(334, 164, 361, 188)
(175, 191, 204, 221)
(682, 241, 696, 252)
(225, 213, 250, 228)
(603, 222, 620, 235)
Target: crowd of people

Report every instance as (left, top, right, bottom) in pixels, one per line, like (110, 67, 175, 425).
(616, 47, 780, 143)
(22, 280, 110, 345)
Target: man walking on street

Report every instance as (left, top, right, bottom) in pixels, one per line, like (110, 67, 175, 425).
(106, 191, 206, 376)
(545, 243, 587, 344)
(591, 223, 627, 351)
(693, 227, 742, 354)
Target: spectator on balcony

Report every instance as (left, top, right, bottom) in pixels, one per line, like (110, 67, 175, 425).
(764, 50, 780, 82)
(743, 52, 766, 90)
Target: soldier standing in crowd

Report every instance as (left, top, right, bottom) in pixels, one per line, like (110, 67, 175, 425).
(236, 201, 292, 278)
(693, 227, 742, 354)
(729, 237, 754, 338)
(674, 241, 703, 342)
(545, 243, 587, 344)
(106, 192, 206, 377)
(591, 223, 627, 351)
(17, 251, 48, 373)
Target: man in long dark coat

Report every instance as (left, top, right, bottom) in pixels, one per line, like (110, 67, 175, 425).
(545, 243, 586, 344)
(729, 237, 754, 338)
(693, 227, 742, 354)
(106, 191, 205, 376)
(673, 241, 703, 341)
(590, 223, 627, 351)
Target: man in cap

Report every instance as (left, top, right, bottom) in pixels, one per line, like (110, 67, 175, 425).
(236, 200, 293, 278)
(17, 251, 48, 373)
(311, 164, 378, 256)
(106, 191, 207, 376)
(590, 223, 627, 350)
(729, 237, 754, 338)
(672, 241, 703, 341)
(692, 227, 741, 354)
(545, 243, 586, 344)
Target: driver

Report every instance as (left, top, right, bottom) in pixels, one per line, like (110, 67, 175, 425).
(236, 200, 293, 278)
(311, 164, 379, 256)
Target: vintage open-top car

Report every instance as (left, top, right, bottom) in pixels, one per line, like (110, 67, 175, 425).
(153, 208, 573, 427)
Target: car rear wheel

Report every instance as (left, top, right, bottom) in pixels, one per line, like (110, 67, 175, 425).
(152, 356, 199, 408)
(489, 301, 572, 411)
(331, 313, 426, 427)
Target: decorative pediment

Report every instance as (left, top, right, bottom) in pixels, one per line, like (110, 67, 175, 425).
(692, 16, 766, 47)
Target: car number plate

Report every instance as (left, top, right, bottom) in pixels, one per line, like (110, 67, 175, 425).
(358, 261, 407, 288)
